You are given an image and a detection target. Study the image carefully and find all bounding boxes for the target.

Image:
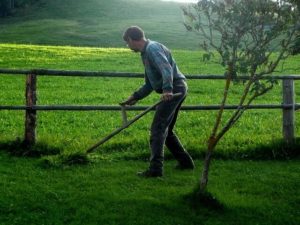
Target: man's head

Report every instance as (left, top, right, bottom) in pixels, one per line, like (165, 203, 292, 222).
(123, 26, 146, 52)
(123, 26, 145, 42)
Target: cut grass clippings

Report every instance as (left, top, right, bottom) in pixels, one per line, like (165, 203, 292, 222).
(41, 151, 90, 168)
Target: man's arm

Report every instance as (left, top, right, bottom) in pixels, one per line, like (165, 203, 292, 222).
(121, 75, 153, 106)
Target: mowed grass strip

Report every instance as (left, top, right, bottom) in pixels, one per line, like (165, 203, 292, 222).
(0, 151, 299, 225)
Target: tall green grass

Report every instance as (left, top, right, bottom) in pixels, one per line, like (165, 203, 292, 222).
(0, 43, 300, 160)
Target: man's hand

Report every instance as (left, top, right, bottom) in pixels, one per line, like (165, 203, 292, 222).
(120, 96, 138, 106)
(161, 91, 173, 101)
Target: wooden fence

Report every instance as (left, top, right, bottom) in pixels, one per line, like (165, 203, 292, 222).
(0, 68, 299, 146)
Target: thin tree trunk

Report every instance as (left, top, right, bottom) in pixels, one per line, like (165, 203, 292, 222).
(200, 136, 217, 191)
(199, 72, 232, 192)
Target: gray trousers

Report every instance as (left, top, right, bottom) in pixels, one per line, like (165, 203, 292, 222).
(149, 79, 192, 172)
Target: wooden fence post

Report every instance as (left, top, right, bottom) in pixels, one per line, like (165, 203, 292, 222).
(24, 73, 37, 146)
(282, 79, 295, 143)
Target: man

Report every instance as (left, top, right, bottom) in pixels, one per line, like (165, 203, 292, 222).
(121, 26, 194, 177)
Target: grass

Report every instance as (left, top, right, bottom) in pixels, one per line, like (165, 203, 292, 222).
(0, 151, 299, 225)
(1, 43, 300, 161)
(0, 45, 299, 225)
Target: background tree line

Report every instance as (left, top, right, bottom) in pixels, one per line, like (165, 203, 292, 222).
(0, 0, 39, 17)
(290, 0, 300, 55)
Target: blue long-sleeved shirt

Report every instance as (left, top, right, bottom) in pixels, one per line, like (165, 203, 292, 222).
(133, 40, 185, 100)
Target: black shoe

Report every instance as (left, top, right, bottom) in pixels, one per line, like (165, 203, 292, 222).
(137, 169, 163, 178)
(175, 163, 195, 170)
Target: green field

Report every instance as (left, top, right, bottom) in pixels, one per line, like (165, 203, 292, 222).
(1, 43, 300, 159)
(0, 0, 300, 224)
(0, 43, 299, 224)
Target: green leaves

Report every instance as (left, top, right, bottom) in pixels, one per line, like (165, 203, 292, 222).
(182, 0, 299, 77)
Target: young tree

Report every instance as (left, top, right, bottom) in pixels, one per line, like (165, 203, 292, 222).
(182, 0, 299, 193)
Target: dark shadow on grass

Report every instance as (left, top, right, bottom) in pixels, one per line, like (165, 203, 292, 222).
(0, 138, 61, 157)
(187, 137, 300, 161)
(183, 186, 225, 212)
(238, 137, 300, 160)
(117, 137, 300, 162)
(0, 139, 91, 168)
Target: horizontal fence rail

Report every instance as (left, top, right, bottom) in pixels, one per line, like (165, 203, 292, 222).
(0, 104, 299, 111)
(0, 68, 298, 145)
(1, 68, 300, 80)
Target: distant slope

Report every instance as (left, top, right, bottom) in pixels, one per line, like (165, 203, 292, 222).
(0, 0, 200, 49)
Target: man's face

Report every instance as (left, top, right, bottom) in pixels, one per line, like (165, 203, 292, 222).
(126, 38, 139, 52)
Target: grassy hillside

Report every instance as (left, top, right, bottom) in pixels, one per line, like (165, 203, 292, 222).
(0, 0, 200, 49)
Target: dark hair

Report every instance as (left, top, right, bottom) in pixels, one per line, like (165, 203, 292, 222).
(123, 26, 145, 41)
